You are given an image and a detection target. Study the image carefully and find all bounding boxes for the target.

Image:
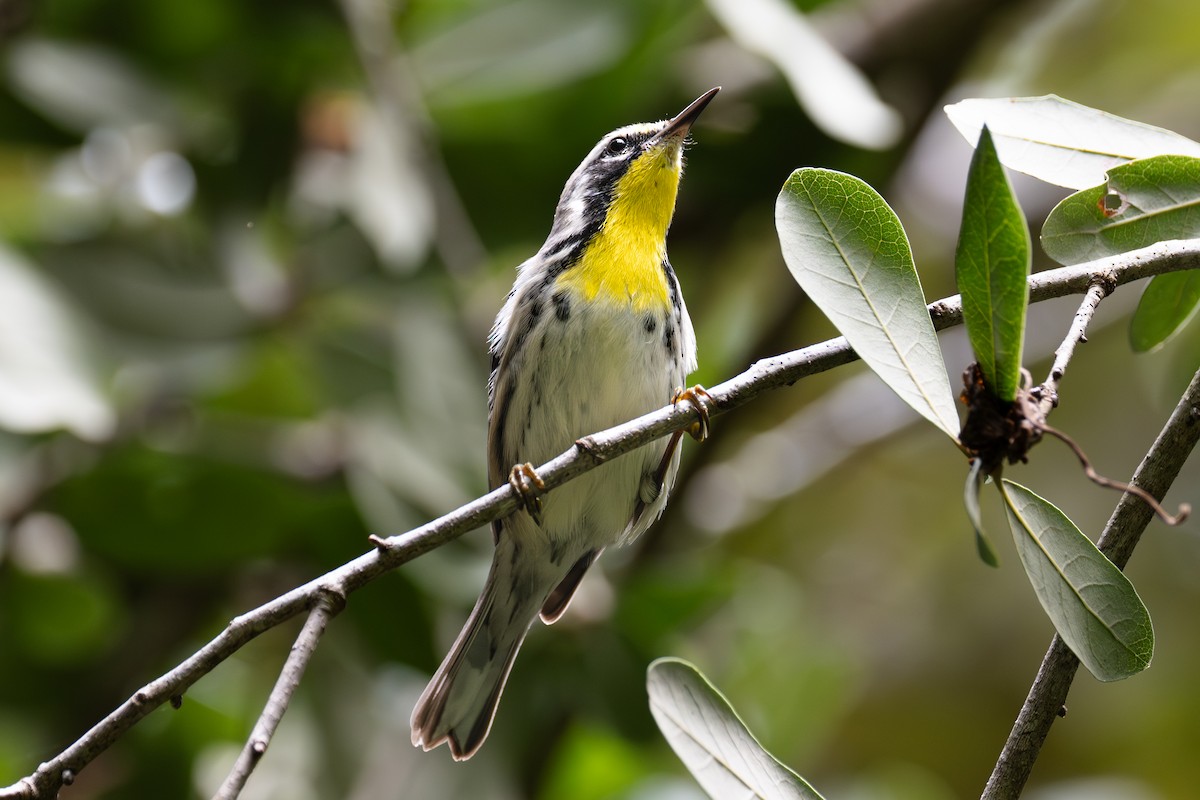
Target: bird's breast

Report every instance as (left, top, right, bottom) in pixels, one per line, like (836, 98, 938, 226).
(553, 224, 672, 315)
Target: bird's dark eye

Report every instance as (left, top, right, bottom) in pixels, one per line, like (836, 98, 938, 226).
(605, 137, 629, 156)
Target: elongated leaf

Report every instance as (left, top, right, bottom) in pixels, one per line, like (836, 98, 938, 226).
(648, 658, 825, 800)
(964, 459, 999, 567)
(955, 126, 1031, 403)
(1042, 155, 1200, 265)
(945, 95, 1200, 190)
(776, 168, 959, 439)
(1000, 480, 1153, 681)
(1130, 270, 1200, 352)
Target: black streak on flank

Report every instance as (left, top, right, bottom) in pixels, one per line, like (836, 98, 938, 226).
(643, 315, 657, 334)
(492, 382, 515, 477)
(663, 322, 676, 356)
(505, 287, 549, 370)
(552, 291, 571, 321)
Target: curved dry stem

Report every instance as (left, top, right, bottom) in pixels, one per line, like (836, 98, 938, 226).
(1036, 422, 1191, 526)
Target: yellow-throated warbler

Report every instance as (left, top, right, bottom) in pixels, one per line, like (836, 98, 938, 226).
(411, 87, 720, 760)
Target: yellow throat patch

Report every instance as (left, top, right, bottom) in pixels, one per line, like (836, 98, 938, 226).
(557, 145, 682, 314)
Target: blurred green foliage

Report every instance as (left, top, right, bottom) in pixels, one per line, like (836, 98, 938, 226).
(1, 0, 1198, 798)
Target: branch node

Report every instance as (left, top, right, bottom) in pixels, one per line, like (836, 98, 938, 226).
(574, 436, 605, 462)
(133, 690, 151, 706)
(958, 364, 1043, 472)
(1057, 705, 1068, 718)
(313, 585, 348, 615)
(170, 695, 183, 710)
(1093, 272, 1118, 296)
(61, 770, 74, 787)
(368, 534, 393, 552)
(929, 299, 957, 323)
(252, 738, 268, 757)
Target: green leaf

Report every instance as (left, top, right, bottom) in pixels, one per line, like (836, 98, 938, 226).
(1130, 270, 1200, 352)
(1000, 480, 1153, 681)
(964, 459, 999, 567)
(945, 95, 1200, 190)
(955, 126, 1031, 403)
(776, 168, 959, 439)
(648, 657, 826, 800)
(1041, 155, 1200, 265)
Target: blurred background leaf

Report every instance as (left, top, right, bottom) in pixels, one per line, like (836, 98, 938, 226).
(1, 0, 1198, 798)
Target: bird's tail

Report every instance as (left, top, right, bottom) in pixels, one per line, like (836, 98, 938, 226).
(410, 539, 550, 760)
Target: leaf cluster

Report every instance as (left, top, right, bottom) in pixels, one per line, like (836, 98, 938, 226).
(652, 95, 1199, 798)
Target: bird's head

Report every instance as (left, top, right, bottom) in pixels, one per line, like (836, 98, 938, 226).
(548, 88, 720, 248)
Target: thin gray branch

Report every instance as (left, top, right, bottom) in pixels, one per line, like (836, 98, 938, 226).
(981, 365, 1200, 800)
(213, 591, 346, 800)
(3, 238, 1200, 799)
(1032, 280, 1110, 419)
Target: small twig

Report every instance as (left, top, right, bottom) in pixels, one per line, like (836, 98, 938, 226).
(3, 240, 1199, 799)
(1031, 280, 1111, 419)
(1021, 278, 1190, 525)
(212, 590, 346, 800)
(982, 366, 1200, 800)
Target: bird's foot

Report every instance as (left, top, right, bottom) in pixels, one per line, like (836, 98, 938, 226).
(508, 462, 547, 525)
(672, 385, 713, 442)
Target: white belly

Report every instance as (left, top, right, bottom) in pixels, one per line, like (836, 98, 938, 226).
(500, 287, 687, 552)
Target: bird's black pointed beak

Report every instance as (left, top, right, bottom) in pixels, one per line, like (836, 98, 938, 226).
(654, 86, 721, 143)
